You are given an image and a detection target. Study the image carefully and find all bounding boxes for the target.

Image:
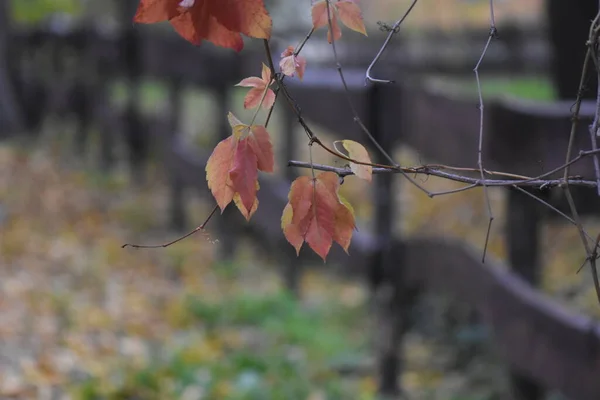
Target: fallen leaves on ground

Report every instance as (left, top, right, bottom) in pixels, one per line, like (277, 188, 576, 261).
(0, 143, 373, 399)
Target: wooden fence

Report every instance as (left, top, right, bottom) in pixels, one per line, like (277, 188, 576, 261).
(5, 21, 600, 400)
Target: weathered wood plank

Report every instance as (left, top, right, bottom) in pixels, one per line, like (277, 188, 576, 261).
(399, 238, 600, 400)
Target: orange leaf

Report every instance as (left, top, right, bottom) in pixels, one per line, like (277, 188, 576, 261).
(205, 135, 236, 212)
(335, 0, 367, 36)
(236, 63, 276, 109)
(229, 138, 258, 215)
(279, 46, 307, 81)
(281, 172, 356, 261)
(311, 0, 366, 43)
(234, 181, 259, 220)
(337, 139, 372, 181)
(207, 112, 274, 220)
(134, 0, 272, 51)
(311, 0, 341, 43)
(334, 195, 356, 253)
(248, 125, 274, 172)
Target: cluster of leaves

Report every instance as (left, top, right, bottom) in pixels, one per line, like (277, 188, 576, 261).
(134, 0, 370, 261)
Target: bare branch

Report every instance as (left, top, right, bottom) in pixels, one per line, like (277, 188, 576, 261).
(473, 0, 498, 262)
(287, 160, 600, 189)
(365, 0, 419, 84)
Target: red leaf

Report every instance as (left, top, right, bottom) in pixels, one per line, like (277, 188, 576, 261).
(229, 138, 258, 215)
(205, 135, 236, 212)
(311, 0, 366, 43)
(236, 63, 276, 109)
(335, 0, 367, 36)
(248, 125, 274, 172)
(134, 0, 272, 51)
(206, 112, 274, 220)
(281, 172, 356, 261)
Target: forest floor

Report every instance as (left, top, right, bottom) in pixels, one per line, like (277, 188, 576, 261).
(0, 133, 519, 400)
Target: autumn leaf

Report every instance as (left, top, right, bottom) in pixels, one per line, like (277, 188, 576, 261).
(279, 46, 307, 81)
(311, 0, 367, 43)
(236, 63, 276, 109)
(205, 112, 274, 220)
(335, 140, 372, 182)
(281, 172, 356, 261)
(134, 0, 272, 51)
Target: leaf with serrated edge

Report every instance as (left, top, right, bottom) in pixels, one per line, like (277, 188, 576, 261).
(229, 138, 258, 215)
(235, 63, 275, 109)
(206, 136, 236, 212)
(248, 125, 274, 172)
(281, 172, 355, 261)
(311, 0, 342, 43)
(134, 0, 272, 51)
(282, 203, 303, 254)
(234, 180, 260, 220)
(334, 195, 356, 253)
(335, 1, 367, 36)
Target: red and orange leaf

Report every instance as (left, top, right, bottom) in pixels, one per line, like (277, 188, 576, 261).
(234, 182, 259, 220)
(209, 0, 272, 39)
(311, 0, 366, 42)
(339, 139, 372, 181)
(288, 176, 315, 225)
(236, 63, 276, 109)
(282, 203, 304, 254)
(248, 125, 274, 172)
(335, 0, 367, 36)
(281, 172, 355, 261)
(333, 195, 356, 253)
(134, 0, 272, 51)
(304, 174, 340, 260)
(311, 1, 330, 30)
(206, 135, 236, 212)
(279, 46, 307, 80)
(134, 0, 178, 23)
(229, 138, 258, 215)
(311, 1, 342, 43)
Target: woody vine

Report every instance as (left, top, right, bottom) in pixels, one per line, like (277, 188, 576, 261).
(123, 0, 600, 303)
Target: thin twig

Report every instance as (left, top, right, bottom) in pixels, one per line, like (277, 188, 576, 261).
(562, 10, 600, 304)
(588, 12, 600, 195)
(472, 0, 497, 262)
(365, 0, 419, 84)
(512, 186, 595, 242)
(122, 204, 219, 249)
(287, 160, 600, 188)
(324, 0, 396, 166)
(323, 0, 432, 196)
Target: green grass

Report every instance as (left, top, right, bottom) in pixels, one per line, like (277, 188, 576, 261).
(70, 289, 372, 400)
(426, 75, 556, 102)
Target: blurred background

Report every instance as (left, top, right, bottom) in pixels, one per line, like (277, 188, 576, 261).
(2, 0, 600, 399)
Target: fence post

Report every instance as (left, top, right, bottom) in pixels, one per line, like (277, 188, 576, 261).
(213, 86, 238, 262)
(367, 83, 405, 397)
(0, 0, 23, 135)
(167, 77, 186, 232)
(506, 187, 544, 400)
(119, 0, 147, 184)
(280, 104, 302, 295)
